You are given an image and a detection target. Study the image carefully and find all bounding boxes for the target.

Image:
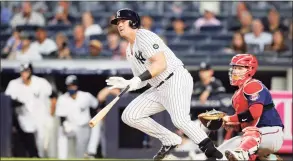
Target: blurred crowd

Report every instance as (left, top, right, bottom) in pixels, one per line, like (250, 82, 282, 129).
(0, 1, 292, 62)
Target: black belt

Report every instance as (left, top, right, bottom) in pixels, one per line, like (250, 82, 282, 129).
(156, 72, 174, 88)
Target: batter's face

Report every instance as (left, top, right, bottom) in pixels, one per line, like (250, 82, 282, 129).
(117, 19, 132, 38)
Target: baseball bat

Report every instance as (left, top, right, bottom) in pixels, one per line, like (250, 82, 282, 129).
(89, 85, 130, 128)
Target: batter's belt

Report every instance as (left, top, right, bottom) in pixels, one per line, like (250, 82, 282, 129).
(156, 72, 174, 88)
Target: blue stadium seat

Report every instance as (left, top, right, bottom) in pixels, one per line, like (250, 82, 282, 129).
(0, 33, 11, 42)
(181, 34, 208, 42)
(89, 34, 107, 41)
(0, 24, 9, 32)
(46, 24, 72, 32)
(211, 34, 233, 42)
(16, 25, 39, 32)
(200, 25, 224, 33)
(194, 43, 226, 52)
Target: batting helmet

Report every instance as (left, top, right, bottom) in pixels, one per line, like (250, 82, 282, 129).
(110, 8, 141, 29)
(19, 62, 33, 73)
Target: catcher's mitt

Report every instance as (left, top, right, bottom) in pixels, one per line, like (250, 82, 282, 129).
(198, 109, 226, 131)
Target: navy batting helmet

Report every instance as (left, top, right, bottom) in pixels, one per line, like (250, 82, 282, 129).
(111, 8, 140, 29)
(19, 62, 33, 73)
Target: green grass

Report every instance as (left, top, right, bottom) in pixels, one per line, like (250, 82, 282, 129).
(0, 158, 149, 161)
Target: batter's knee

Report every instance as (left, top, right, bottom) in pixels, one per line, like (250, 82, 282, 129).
(121, 108, 137, 126)
(171, 116, 190, 129)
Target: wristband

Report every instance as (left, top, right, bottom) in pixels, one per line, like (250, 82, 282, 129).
(138, 70, 152, 81)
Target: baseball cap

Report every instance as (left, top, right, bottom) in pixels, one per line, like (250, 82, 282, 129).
(199, 62, 212, 71)
(65, 75, 78, 86)
(19, 31, 31, 40)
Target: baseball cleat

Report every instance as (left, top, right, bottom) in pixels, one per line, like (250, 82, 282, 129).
(225, 149, 249, 161)
(153, 145, 177, 161)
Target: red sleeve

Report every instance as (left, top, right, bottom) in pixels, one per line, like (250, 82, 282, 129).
(243, 81, 263, 95)
(228, 103, 263, 122)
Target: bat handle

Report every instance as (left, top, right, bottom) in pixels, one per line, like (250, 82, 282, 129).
(118, 85, 130, 97)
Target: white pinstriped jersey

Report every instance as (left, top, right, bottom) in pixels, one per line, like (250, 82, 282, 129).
(126, 29, 184, 87)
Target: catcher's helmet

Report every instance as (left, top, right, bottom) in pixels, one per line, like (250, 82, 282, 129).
(229, 54, 258, 86)
(111, 8, 141, 29)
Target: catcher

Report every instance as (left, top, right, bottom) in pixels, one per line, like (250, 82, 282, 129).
(198, 54, 284, 161)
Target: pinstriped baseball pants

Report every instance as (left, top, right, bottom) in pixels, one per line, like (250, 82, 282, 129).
(121, 66, 208, 146)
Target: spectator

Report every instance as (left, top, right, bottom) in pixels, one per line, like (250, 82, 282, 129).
(82, 12, 103, 38)
(244, 19, 272, 52)
(10, 1, 45, 28)
(105, 28, 121, 57)
(238, 11, 253, 35)
(264, 30, 288, 53)
(235, 2, 249, 20)
(194, 6, 221, 32)
(1, 7, 12, 24)
(89, 39, 103, 57)
(141, 15, 161, 34)
(68, 25, 89, 56)
(8, 32, 42, 61)
(263, 8, 288, 33)
(49, 1, 74, 25)
(31, 27, 58, 57)
(171, 18, 186, 36)
(2, 28, 22, 56)
(286, 22, 293, 51)
(224, 32, 247, 54)
(55, 33, 71, 59)
(193, 62, 226, 104)
(141, 16, 153, 30)
(112, 40, 128, 60)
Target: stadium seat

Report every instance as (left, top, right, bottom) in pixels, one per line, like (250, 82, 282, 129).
(211, 34, 233, 42)
(46, 24, 72, 32)
(89, 34, 107, 41)
(181, 34, 208, 42)
(16, 25, 39, 32)
(200, 25, 224, 33)
(194, 43, 226, 52)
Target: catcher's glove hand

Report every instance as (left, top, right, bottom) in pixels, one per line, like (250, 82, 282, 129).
(198, 109, 226, 131)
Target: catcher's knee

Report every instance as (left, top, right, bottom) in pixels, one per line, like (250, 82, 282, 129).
(240, 126, 262, 154)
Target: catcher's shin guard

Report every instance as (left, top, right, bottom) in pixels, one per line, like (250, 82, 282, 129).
(198, 138, 223, 159)
(239, 126, 262, 155)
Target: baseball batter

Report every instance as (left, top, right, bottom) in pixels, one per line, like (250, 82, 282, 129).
(55, 75, 99, 159)
(106, 8, 222, 160)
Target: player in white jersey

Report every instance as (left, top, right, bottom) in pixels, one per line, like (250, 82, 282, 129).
(55, 75, 99, 159)
(106, 8, 223, 160)
(5, 63, 57, 158)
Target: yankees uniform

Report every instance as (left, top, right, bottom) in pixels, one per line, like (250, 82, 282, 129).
(109, 9, 222, 160)
(56, 75, 98, 159)
(5, 63, 56, 158)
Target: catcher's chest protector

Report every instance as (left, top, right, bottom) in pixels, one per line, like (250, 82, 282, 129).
(232, 81, 259, 129)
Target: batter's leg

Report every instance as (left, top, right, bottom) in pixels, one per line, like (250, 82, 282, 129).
(121, 88, 182, 146)
(161, 67, 222, 159)
(75, 125, 90, 158)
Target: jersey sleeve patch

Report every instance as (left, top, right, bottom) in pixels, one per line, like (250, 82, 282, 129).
(243, 81, 263, 95)
(153, 44, 159, 49)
